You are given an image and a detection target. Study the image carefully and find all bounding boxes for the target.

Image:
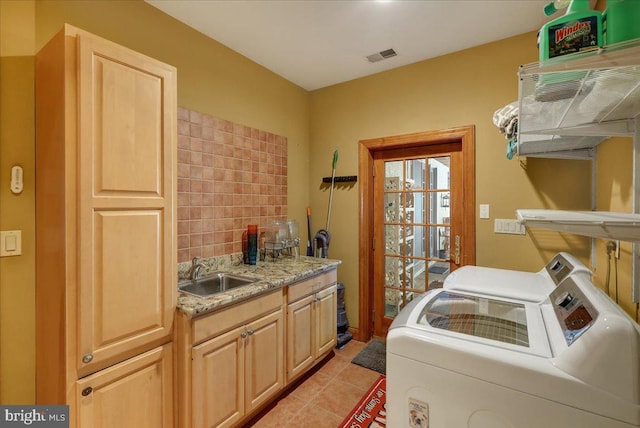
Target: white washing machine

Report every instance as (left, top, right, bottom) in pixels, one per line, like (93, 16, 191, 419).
(387, 253, 640, 428)
(443, 252, 591, 302)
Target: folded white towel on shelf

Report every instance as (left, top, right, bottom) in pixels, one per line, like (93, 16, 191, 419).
(494, 102, 520, 160)
(493, 102, 519, 134)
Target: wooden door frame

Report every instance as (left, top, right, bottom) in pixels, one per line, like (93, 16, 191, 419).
(357, 126, 476, 341)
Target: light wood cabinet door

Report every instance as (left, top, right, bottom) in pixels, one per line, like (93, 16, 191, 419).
(75, 31, 177, 375)
(245, 309, 284, 413)
(315, 285, 337, 356)
(191, 308, 284, 428)
(286, 281, 337, 383)
(192, 325, 245, 428)
(76, 344, 173, 428)
(286, 294, 315, 381)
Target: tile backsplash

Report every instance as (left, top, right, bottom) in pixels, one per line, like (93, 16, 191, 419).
(177, 107, 287, 263)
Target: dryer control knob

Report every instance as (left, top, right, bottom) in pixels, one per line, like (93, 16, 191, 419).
(555, 291, 573, 308)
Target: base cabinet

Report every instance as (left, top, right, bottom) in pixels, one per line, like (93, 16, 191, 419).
(76, 344, 174, 428)
(286, 273, 337, 382)
(177, 269, 338, 428)
(188, 292, 284, 428)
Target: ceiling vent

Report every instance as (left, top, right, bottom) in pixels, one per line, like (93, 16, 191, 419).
(366, 48, 398, 63)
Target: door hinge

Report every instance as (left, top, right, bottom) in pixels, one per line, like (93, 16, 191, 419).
(372, 164, 376, 177)
(372, 309, 375, 326)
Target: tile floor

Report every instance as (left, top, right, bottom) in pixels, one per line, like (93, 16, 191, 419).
(244, 340, 380, 427)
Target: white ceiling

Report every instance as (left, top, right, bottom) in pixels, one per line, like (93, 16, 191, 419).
(146, 0, 554, 91)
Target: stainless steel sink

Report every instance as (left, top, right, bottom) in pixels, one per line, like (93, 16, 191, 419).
(178, 272, 256, 297)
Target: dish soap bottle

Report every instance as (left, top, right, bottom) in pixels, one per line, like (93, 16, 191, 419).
(538, 0, 603, 61)
(247, 225, 258, 265)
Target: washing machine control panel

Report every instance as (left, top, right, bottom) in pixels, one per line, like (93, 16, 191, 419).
(546, 254, 574, 285)
(550, 278, 598, 345)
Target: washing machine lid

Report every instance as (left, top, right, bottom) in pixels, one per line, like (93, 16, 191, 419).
(418, 291, 530, 347)
(398, 289, 552, 357)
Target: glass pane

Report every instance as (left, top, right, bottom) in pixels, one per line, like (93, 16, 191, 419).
(406, 225, 426, 258)
(405, 192, 414, 209)
(427, 261, 450, 290)
(384, 193, 400, 222)
(385, 225, 402, 254)
(385, 288, 402, 318)
(402, 234, 414, 257)
(438, 226, 450, 260)
(385, 256, 402, 287)
(413, 192, 425, 223)
(406, 159, 426, 189)
(428, 226, 450, 259)
(437, 191, 451, 217)
(404, 204, 414, 224)
(385, 161, 403, 190)
(428, 157, 450, 190)
(407, 262, 427, 291)
(418, 292, 529, 347)
(400, 262, 413, 287)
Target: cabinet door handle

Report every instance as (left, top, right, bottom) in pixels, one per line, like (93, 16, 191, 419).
(241, 331, 248, 338)
(82, 354, 93, 364)
(81, 387, 92, 397)
(247, 328, 254, 336)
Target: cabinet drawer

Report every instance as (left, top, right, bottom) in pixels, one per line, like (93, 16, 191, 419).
(287, 269, 337, 303)
(193, 290, 282, 344)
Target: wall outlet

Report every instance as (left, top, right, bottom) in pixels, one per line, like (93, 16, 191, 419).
(494, 219, 525, 235)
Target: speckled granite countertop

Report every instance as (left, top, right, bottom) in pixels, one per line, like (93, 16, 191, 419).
(177, 255, 341, 318)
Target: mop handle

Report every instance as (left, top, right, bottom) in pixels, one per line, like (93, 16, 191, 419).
(326, 149, 338, 230)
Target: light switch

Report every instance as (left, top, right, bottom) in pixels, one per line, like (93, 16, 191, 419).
(1, 230, 22, 257)
(479, 204, 490, 219)
(5, 235, 16, 251)
(494, 220, 525, 235)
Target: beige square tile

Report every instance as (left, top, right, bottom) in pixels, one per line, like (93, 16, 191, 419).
(335, 340, 367, 360)
(289, 370, 331, 403)
(316, 353, 351, 378)
(338, 364, 382, 391)
(310, 378, 366, 420)
(245, 393, 305, 427)
(284, 403, 344, 428)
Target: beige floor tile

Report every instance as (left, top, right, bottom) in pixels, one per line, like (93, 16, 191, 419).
(285, 403, 344, 428)
(244, 393, 305, 427)
(311, 378, 367, 418)
(316, 353, 351, 378)
(334, 339, 367, 360)
(289, 370, 332, 402)
(338, 363, 382, 391)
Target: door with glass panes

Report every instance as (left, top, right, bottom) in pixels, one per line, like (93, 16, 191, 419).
(373, 143, 462, 336)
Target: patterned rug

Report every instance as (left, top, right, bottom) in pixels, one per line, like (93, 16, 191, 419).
(339, 375, 386, 427)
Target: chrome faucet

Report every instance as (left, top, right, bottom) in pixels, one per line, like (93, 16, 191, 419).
(188, 257, 207, 280)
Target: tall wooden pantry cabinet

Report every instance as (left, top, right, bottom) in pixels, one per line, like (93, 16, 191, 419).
(35, 25, 177, 428)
